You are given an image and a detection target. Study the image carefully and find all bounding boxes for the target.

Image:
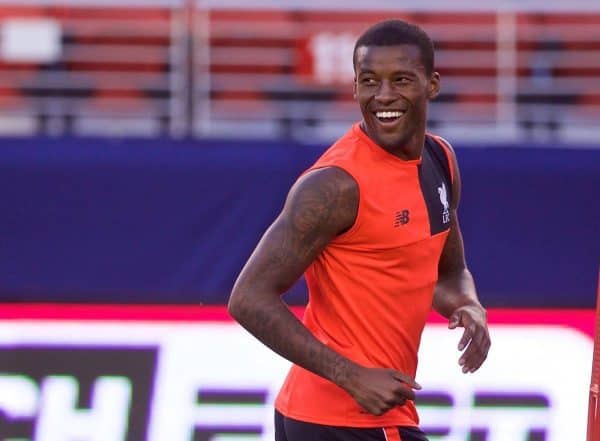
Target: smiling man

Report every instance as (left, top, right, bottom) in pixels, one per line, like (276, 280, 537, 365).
(228, 20, 490, 441)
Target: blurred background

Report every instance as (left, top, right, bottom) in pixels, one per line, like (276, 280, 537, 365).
(0, 0, 598, 440)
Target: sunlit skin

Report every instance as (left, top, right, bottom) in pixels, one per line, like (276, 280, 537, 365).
(229, 35, 490, 423)
(353, 44, 440, 160)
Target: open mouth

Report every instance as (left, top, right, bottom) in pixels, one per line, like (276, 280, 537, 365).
(374, 110, 405, 124)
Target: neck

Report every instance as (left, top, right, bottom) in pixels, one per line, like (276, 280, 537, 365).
(359, 122, 425, 161)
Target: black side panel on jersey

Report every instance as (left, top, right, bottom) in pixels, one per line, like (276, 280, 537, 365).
(418, 136, 453, 236)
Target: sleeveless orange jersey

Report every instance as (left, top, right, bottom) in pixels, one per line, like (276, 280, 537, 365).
(275, 123, 455, 427)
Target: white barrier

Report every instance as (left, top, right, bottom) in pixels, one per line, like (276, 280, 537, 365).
(0, 309, 593, 441)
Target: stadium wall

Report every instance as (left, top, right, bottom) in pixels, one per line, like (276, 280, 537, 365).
(0, 137, 598, 307)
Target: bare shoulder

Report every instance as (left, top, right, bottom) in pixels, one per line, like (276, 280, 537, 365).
(284, 166, 359, 237)
(231, 166, 359, 296)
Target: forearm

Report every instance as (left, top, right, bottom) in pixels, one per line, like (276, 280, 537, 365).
(433, 268, 484, 318)
(228, 290, 359, 389)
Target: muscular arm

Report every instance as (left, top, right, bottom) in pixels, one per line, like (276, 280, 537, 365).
(433, 213, 481, 318)
(433, 144, 491, 373)
(229, 167, 359, 387)
(228, 167, 420, 415)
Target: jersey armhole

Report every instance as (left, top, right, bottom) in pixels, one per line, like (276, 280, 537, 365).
(429, 135, 455, 184)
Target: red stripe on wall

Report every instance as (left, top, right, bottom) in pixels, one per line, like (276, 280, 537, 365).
(0, 304, 594, 337)
(0, 303, 305, 322)
(0, 304, 228, 322)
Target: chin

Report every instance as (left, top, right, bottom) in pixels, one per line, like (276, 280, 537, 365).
(377, 133, 411, 149)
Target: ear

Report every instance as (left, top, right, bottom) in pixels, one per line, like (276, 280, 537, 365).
(352, 77, 357, 100)
(428, 72, 441, 100)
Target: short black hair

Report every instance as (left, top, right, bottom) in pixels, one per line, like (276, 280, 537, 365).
(353, 19, 435, 76)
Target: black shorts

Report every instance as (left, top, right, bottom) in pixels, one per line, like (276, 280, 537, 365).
(275, 410, 429, 441)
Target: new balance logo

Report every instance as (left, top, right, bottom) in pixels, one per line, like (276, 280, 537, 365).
(394, 210, 410, 227)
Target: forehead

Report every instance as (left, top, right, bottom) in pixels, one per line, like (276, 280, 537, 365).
(355, 44, 425, 73)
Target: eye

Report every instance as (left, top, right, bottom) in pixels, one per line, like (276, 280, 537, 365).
(395, 76, 412, 84)
(360, 77, 377, 86)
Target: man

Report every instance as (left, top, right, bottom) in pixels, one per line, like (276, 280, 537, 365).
(228, 19, 490, 441)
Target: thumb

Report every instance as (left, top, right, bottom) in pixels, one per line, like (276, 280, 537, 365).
(391, 371, 422, 390)
(448, 311, 462, 329)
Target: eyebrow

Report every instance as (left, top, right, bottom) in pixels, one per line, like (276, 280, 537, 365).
(357, 69, 417, 77)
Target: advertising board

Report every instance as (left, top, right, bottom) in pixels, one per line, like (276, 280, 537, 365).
(0, 306, 593, 441)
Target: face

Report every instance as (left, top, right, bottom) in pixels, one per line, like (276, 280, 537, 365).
(353, 44, 440, 156)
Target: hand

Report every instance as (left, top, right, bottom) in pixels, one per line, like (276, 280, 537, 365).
(342, 366, 421, 416)
(448, 304, 491, 373)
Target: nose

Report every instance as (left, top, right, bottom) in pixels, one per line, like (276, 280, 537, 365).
(375, 80, 395, 104)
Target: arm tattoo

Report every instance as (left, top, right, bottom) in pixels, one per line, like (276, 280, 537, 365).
(229, 167, 359, 387)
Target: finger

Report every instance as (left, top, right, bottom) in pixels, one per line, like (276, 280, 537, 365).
(448, 311, 462, 329)
(392, 383, 416, 401)
(457, 326, 472, 351)
(371, 406, 386, 416)
(391, 371, 421, 390)
(461, 329, 489, 372)
(401, 384, 416, 401)
(464, 342, 488, 373)
(467, 333, 491, 373)
(395, 397, 407, 407)
(460, 343, 480, 373)
(458, 324, 477, 365)
(362, 402, 389, 416)
(468, 350, 488, 372)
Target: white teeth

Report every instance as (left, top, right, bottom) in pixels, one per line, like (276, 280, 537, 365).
(375, 111, 404, 119)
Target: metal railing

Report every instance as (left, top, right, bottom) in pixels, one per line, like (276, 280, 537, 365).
(194, 4, 600, 144)
(0, 1, 186, 137)
(0, 0, 598, 144)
